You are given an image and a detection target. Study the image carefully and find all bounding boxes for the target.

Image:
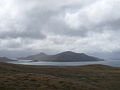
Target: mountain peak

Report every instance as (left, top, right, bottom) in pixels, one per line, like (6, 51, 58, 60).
(58, 51, 86, 56)
(38, 52, 47, 56)
(60, 51, 76, 54)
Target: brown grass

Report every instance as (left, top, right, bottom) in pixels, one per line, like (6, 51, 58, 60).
(0, 62, 120, 90)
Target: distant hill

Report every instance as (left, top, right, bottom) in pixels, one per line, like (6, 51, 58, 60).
(18, 51, 104, 62)
(0, 57, 15, 62)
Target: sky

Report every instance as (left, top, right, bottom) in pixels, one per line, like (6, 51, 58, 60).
(0, 0, 120, 59)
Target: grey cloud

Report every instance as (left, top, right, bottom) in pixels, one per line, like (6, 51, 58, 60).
(43, 14, 88, 37)
(0, 30, 45, 39)
(0, 0, 120, 58)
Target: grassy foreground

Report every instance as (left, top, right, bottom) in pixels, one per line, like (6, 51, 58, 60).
(0, 62, 120, 90)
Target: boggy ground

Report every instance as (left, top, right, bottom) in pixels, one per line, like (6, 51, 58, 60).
(0, 62, 120, 90)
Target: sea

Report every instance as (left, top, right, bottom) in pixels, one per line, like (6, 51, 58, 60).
(9, 59, 120, 67)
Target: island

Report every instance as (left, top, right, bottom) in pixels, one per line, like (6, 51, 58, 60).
(18, 51, 104, 62)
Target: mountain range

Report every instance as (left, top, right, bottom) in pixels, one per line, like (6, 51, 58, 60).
(18, 51, 104, 62)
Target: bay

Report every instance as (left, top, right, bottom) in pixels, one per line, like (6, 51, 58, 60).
(9, 59, 120, 67)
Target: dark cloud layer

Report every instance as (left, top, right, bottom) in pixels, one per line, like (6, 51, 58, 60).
(0, 0, 120, 59)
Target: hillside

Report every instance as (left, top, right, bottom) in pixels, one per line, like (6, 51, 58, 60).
(19, 51, 104, 62)
(0, 62, 120, 90)
(0, 57, 15, 62)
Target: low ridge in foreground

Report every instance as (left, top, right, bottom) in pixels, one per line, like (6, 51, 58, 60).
(0, 62, 120, 90)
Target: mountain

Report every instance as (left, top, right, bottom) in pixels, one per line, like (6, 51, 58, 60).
(19, 53, 47, 60)
(0, 57, 15, 62)
(18, 51, 104, 62)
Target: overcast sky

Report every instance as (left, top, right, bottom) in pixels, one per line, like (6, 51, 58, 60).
(0, 0, 120, 58)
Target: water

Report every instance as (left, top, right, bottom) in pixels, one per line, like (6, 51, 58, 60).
(9, 59, 120, 67)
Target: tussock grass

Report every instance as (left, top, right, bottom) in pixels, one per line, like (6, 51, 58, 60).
(0, 62, 120, 90)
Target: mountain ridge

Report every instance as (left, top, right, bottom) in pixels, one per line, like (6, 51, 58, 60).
(18, 51, 104, 62)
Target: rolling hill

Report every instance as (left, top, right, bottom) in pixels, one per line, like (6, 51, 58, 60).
(0, 62, 120, 90)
